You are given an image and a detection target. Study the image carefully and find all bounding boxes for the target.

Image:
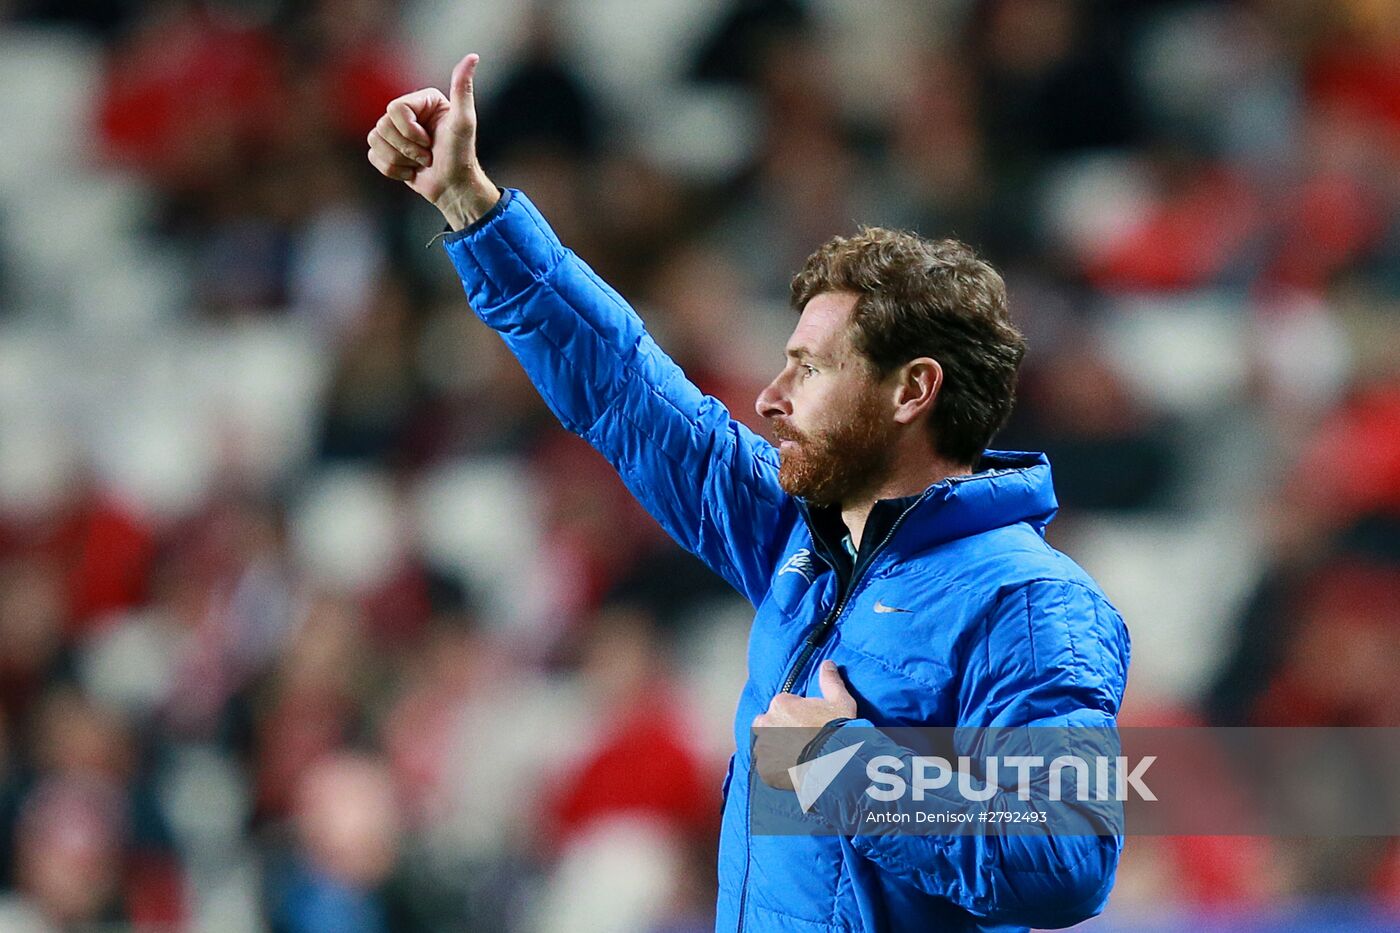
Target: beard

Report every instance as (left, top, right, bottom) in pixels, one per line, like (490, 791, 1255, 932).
(773, 388, 896, 506)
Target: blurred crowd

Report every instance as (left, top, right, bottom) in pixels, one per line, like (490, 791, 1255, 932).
(0, 0, 1397, 930)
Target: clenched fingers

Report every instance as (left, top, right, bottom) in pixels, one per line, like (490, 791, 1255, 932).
(387, 87, 447, 139)
(366, 136, 416, 181)
(367, 127, 417, 169)
(386, 98, 432, 148)
(371, 117, 430, 168)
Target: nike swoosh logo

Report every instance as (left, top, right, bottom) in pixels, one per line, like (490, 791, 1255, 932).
(873, 600, 912, 614)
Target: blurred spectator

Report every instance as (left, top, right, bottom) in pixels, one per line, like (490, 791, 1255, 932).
(96, 1, 286, 192)
(1002, 337, 1177, 512)
(15, 776, 130, 927)
(0, 0, 1398, 928)
(543, 606, 712, 850)
(478, 2, 601, 164)
(16, 691, 185, 928)
(690, 0, 808, 87)
(253, 595, 366, 824)
(969, 0, 1139, 164)
(25, 484, 155, 638)
(315, 277, 420, 464)
(1252, 560, 1400, 726)
(1208, 381, 1400, 730)
(532, 606, 714, 933)
(0, 560, 74, 732)
(284, 0, 418, 146)
(7, 0, 140, 37)
(268, 753, 405, 933)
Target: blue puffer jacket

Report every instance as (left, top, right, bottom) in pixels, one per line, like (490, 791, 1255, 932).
(443, 190, 1131, 932)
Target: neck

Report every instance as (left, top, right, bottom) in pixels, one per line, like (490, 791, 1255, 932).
(841, 452, 971, 550)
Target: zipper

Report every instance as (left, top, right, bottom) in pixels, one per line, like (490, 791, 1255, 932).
(778, 603, 843, 695)
(737, 848, 749, 932)
(737, 491, 929, 931)
(779, 489, 931, 695)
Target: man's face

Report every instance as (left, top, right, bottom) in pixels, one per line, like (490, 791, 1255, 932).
(755, 292, 897, 506)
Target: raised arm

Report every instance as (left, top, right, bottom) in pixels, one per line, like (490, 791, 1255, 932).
(367, 54, 796, 605)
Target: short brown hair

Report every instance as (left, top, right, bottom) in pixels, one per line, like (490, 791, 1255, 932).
(790, 229, 1026, 465)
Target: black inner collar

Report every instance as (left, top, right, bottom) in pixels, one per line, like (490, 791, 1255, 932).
(800, 493, 925, 592)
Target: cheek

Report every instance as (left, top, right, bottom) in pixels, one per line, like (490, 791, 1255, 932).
(792, 376, 836, 414)
(786, 398, 822, 438)
(797, 379, 854, 424)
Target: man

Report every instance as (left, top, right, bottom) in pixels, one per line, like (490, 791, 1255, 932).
(367, 54, 1130, 932)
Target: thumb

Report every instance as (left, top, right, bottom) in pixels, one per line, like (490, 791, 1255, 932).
(449, 52, 480, 117)
(818, 660, 851, 704)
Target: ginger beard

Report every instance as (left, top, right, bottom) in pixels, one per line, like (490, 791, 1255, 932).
(773, 381, 897, 507)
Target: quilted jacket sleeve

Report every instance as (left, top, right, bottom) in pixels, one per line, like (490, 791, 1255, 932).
(808, 579, 1131, 929)
(441, 189, 795, 606)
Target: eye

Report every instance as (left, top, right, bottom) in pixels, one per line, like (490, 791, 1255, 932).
(800, 363, 818, 378)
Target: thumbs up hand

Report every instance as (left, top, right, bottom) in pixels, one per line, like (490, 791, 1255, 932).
(367, 53, 499, 230)
(753, 660, 858, 790)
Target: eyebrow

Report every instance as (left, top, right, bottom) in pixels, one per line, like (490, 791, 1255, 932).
(786, 347, 827, 364)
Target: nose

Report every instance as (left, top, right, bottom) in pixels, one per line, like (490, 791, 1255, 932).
(755, 375, 790, 422)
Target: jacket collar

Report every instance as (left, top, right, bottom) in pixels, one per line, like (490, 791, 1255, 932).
(799, 450, 1058, 578)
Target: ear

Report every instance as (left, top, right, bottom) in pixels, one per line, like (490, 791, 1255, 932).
(891, 357, 941, 426)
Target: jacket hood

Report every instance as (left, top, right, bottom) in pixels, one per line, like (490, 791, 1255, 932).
(801, 449, 1059, 570)
(914, 448, 1059, 543)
